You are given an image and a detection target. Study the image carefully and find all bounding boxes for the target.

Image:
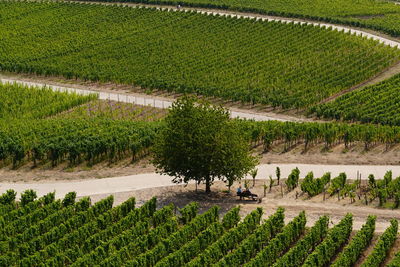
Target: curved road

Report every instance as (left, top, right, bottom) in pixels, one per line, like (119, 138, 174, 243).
(1, 3, 400, 197)
(0, 77, 301, 122)
(1, 163, 399, 198)
(2, 2, 400, 121)
(78, 1, 400, 48)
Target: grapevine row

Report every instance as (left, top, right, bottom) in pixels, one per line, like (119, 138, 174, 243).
(1, 1, 398, 108)
(244, 211, 306, 267)
(361, 219, 398, 267)
(302, 213, 353, 267)
(332, 215, 376, 267)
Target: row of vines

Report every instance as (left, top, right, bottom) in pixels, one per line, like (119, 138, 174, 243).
(312, 74, 400, 126)
(0, 1, 398, 108)
(83, 0, 400, 37)
(7, 117, 400, 168)
(0, 189, 399, 266)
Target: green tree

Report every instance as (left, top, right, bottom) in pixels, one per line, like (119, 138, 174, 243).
(152, 96, 257, 193)
(276, 167, 281, 185)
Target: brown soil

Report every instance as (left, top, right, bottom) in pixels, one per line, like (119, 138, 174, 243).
(0, 72, 312, 122)
(257, 141, 400, 166)
(0, 157, 156, 183)
(2, 140, 400, 183)
(87, 179, 400, 234)
(57, 99, 167, 121)
(319, 60, 400, 104)
(354, 234, 380, 266)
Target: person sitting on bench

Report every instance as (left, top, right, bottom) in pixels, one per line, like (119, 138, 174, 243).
(244, 188, 258, 201)
(237, 186, 258, 201)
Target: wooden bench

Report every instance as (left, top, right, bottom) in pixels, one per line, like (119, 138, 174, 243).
(237, 191, 258, 201)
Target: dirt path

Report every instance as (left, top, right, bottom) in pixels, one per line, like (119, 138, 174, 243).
(6, 2, 400, 107)
(2, 163, 399, 198)
(72, 1, 400, 48)
(84, 180, 400, 233)
(0, 75, 306, 122)
(320, 60, 400, 104)
(76, 1, 400, 104)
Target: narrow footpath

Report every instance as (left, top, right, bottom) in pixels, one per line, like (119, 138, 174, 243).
(1, 163, 399, 198)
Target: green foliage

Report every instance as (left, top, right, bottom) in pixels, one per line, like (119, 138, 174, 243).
(276, 167, 281, 185)
(62, 192, 77, 207)
(221, 206, 241, 230)
(1, 2, 399, 108)
(20, 190, 37, 207)
(1, 190, 396, 266)
(388, 251, 400, 267)
(0, 196, 115, 265)
(241, 120, 400, 154)
(273, 216, 329, 267)
(41, 192, 55, 205)
(244, 211, 307, 267)
(187, 208, 262, 266)
(286, 167, 300, 191)
(58, 99, 166, 122)
(328, 172, 347, 195)
(361, 219, 398, 267)
(83, 0, 400, 38)
(314, 75, 400, 126)
(0, 82, 96, 120)
(178, 202, 199, 225)
(0, 189, 17, 206)
(302, 213, 353, 267)
(216, 207, 285, 267)
(0, 118, 159, 168)
(368, 174, 376, 189)
(98, 218, 179, 266)
(153, 97, 257, 193)
(301, 172, 330, 197)
(332, 215, 376, 267)
(155, 221, 227, 267)
(0, 196, 60, 240)
(366, 172, 400, 207)
(45, 198, 160, 266)
(126, 205, 220, 266)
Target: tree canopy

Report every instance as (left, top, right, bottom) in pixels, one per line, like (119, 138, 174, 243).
(152, 96, 257, 193)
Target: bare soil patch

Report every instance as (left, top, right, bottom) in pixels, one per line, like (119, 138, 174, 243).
(258, 141, 400, 166)
(0, 157, 155, 183)
(0, 72, 312, 122)
(1, 139, 400, 183)
(87, 180, 400, 234)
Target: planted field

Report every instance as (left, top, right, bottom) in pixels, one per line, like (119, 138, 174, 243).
(89, 0, 400, 37)
(1, 2, 399, 108)
(242, 120, 400, 151)
(0, 82, 96, 119)
(0, 118, 159, 168)
(58, 100, 166, 121)
(0, 82, 159, 168)
(0, 190, 398, 266)
(289, 168, 400, 208)
(312, 74, 400, 126)
(6, 116, 400, 169)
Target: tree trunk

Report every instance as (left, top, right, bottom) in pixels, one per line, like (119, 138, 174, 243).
(205, 177, 211, 193)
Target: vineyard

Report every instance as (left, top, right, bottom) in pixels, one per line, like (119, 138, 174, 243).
(241, 120, 400, 152)
(312, 74, 400, 126)
(1, 1, 399, 108)
(0, 118, 159, 168)
(282, 167, 400, 208)
(0, 82, 96, 119)
(0, 82, 159, 168)
(58, 99, 166, 121)
(0, 189, 398, 266)
(7, 110, 400, 169)
(85, 0, 400, 37)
